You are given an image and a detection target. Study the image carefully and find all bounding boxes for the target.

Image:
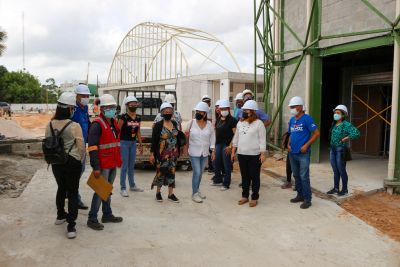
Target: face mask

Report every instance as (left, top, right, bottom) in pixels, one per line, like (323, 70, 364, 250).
(221, 111, 229, 117)
(236, 103, 243, 108)
(70, 108, 75, 118)
(244, 95, 253, 102)
(333, 113, 342, 121)
(242, 112, 249, 119)
(162, 113, 173, 121)
(128, 106, 137, 112)
(290, 109, 299, 116)
(195, 113, 204, 120)
(80, 97, 90, 106)
(104, 108, 116, 118)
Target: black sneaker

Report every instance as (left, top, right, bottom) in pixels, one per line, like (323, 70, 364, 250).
(290, 196, 304, 203)
(326, 188, 339, 195)
(156, 192, 163, 202)
(78, 201, 88, 210)
(338, 189, 348, 196)
(101, 215, 123, 223)
(300, 201, 312, 209)
(67, 226, 77, 239)
(87, 220, 104, 231)
(168, 194, 180, 203)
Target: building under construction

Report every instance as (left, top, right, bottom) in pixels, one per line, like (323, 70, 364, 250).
(100, 1, 400, 193)
(255, 0, 400, 192)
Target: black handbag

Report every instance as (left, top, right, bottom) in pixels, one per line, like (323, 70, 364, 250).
(343, 146, 352, 161)
(177, 130, 187, 147)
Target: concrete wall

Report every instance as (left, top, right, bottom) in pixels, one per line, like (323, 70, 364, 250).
(176, 78, 213, 121)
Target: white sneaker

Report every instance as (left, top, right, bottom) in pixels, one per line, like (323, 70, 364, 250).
(220, 186, 229, 191)
(198, 191, 206, 199)
(130, 186, 144, 192)
(67, 229, 77, 239)
(54, 218, 66, 225)
(210, 182, 222, 186)
(120, 190, 129, 197)
(192, 193, 203, 203)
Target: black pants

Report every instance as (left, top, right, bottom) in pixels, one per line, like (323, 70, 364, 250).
(286, 153, 292, 183)
(52, 156, 82, 228)
(238, 154, 261, 200)
(208, 149, 214, 172)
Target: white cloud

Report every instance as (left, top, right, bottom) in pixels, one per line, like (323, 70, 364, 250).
(0, 0, 257, 84)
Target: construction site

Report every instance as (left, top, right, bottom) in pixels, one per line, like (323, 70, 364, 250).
(1, 0, 400, 266)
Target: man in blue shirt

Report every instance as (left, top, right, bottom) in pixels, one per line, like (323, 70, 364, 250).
(237, 89, 271, 127)
(287, 96, 320, 209)
(71, 84, 91, 210)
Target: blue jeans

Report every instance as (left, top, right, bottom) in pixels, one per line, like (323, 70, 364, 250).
(120, 140, 137, 190)
(190, 156, 208, 195)
(88, 168, 116, 222)
(289, 151, 312, 202)
(330, 146, 348, 191)
(214, 144, 232, 188)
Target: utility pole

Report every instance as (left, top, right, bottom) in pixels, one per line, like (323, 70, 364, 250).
(86, 62, 90, 84)
(22, 12, 25, 71)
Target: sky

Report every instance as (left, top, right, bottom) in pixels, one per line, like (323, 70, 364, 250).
(0, 0, 260, 85)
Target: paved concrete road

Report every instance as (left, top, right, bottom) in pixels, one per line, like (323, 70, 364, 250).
(0, 167, 399, 267)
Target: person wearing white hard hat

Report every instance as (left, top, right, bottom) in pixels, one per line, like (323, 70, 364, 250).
(71, 84, 91, 210)
(287, 96, 320, 209)
(150, 102, 181, 203)
(117, 95, 144, 197)
(186, 101, 216, 203)
(327, 104, 360, 196)
(211, 99, 237, 190)
(237, 89, 271, 127)
(153, 94, 182, 130)
(233, 93, 244, 120)
(231, 100, 266, 207)
(87, 94, 123, 230)
(201, 95, 213, 122)
(45, 92, 85, 239)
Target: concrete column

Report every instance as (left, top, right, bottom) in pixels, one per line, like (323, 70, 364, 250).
(220, 79, 230, 100)
(386, 0, 400, 192)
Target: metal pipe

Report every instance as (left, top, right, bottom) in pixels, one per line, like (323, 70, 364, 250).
(388, 0, 400, 181)
(305, 0, 312, 111)
(273, 0, 280, 144)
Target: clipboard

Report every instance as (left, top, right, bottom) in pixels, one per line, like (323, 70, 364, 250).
(87, 172, 113, 201)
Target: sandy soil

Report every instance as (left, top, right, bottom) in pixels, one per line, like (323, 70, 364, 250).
(11, 113, 53, 137)
(341, 192, 400, 242)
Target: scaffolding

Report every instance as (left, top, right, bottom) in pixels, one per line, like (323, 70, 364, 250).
(254, 0, 400, 189)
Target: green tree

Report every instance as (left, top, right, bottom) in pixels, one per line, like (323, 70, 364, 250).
(0, 29, 7, 56)
(41, 77, 60, 103)
(0, 70, 42, 103)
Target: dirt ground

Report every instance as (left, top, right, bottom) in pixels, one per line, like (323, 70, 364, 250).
(11, 113, 53, 137)
(341, 192, 400, 242)
(0, 155, 45, 199)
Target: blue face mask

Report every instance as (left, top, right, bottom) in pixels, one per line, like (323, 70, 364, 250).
(104, 108, 116, 118)
(333, 113, 342, 121)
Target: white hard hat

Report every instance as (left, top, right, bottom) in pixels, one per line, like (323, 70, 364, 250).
(202, 95, 211, 101)
(242, 100, 258, 111)
(124, 95, 138, 104)
(99, 94, 117, 107)
(218, 99, 230, 108)
(215, 100, 221, 107)
(58, 92, 77, 106)
(164, 94, 176, 104)
(160, 102, 173, 111)
(235, 93, 244, 101)
(288, 96, 305, 107)
(74, 84, 91, 95)
(242, 89, 254, 96)
(195, 101, 210, 112)
(333, 104, 348, 115)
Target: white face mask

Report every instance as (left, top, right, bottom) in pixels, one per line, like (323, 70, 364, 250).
(80, 97, 90, 106)
(221, 111, 229, 117)
(290, 108, 299, 116)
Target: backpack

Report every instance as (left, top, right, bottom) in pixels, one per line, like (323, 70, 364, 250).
(42, 120, 75, 165)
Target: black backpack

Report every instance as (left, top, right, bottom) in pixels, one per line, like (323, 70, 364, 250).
(42, 120, 75, 165)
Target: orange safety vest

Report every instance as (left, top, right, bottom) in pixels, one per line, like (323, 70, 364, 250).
(91, 115, 122, 169)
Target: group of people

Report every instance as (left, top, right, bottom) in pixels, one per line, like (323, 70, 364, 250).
(46, 84, 360, 239)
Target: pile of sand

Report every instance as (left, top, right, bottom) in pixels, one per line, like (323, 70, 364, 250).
(0, 119, 37, 139)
